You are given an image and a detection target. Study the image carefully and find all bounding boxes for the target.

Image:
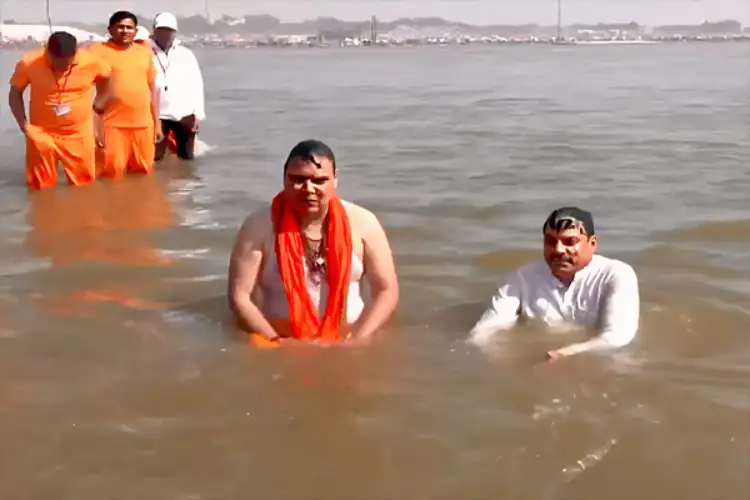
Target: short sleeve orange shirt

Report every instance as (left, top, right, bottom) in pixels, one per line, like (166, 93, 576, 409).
(88, 41, 156, 129)
(10, 48, 111, 136)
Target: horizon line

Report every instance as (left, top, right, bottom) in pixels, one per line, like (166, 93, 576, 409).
(11, 14, 746, 29)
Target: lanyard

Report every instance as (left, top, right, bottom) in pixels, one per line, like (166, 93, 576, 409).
(52, 65, 73, 104)
(152, 47, 170, 78)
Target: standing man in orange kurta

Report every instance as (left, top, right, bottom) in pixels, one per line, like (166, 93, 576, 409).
(89, 11, 162, 178)
(8, 31, 111, 190)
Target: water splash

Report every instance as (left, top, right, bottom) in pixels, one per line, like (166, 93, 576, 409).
(561, 438, 618, 479)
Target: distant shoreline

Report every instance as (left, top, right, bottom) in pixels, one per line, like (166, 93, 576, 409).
(1, 35, 748, 51)
(3, 16, 748, 48)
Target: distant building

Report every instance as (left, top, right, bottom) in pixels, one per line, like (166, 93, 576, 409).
(384, 25, 422, 44)
(0, 24, 104, 43)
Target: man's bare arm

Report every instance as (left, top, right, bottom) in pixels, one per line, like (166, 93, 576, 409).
(93, 72, 111, 112)
(227, 213, 280, 341)
(8, 58, 30, 134)
(147, 59, 161, 135)
(350, 209, 399, 341)
(8, 86, 27, 134)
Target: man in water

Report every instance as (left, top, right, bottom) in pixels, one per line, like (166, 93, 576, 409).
(8, 31, 111, 190)
(228, 139, 399, 346)
(89, 11, 161, 178)
(150, 12, 206, 162)
(468, 207, 640, 361)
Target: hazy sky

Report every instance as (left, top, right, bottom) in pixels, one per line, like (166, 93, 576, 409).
(4, 0, 749, 26)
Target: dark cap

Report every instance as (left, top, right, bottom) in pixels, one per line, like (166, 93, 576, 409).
(543, 206, 595, 236)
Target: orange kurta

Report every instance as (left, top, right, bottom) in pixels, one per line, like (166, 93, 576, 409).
(88, 41, 157, 177)
(10, 48, 111, 189)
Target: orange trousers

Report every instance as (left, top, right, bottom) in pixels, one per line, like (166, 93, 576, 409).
(25, 125, 96, 190)
(99, 125, 155, 178)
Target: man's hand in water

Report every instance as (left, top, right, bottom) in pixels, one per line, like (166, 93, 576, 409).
(275, 337, 327, 348)
(275, 338, 304, 346)
(546, 342, 586, 362)
(285, 334, 371, 348)
(342, 333, 373, 347)
(266, 334, 371, 348)
(546, 349, 567, 362)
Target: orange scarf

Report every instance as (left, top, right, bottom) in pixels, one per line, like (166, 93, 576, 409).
(271, 192, 352, 342)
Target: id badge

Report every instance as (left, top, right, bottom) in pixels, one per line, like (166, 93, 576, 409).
(54, 103, 71, 116)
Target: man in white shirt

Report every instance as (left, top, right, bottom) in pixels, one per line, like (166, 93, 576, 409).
(468, 207, 640, 361)
(149, 12, 205, 161)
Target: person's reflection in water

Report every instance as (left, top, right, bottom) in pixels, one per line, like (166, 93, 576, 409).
(25, 174, 176, 313)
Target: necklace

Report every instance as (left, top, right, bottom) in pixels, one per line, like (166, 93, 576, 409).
(303, 234, 326, 286)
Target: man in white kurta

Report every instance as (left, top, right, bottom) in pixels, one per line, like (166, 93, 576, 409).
(149, 12, 206, 162)
(469, 206, 640, 361)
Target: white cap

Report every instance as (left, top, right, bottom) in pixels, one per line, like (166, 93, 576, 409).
(153, 12, 178, 31)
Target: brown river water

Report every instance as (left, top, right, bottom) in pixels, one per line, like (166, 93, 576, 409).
(0, 43, 748, 499)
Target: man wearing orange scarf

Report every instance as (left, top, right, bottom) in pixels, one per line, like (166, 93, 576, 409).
(228, 139, 399, 346)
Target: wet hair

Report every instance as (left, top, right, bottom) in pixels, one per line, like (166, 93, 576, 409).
(283, 139, 336, 173)
(109, 11, 138, 28)
(47, 31, 78, 58)
(543, 206, 595, 236)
